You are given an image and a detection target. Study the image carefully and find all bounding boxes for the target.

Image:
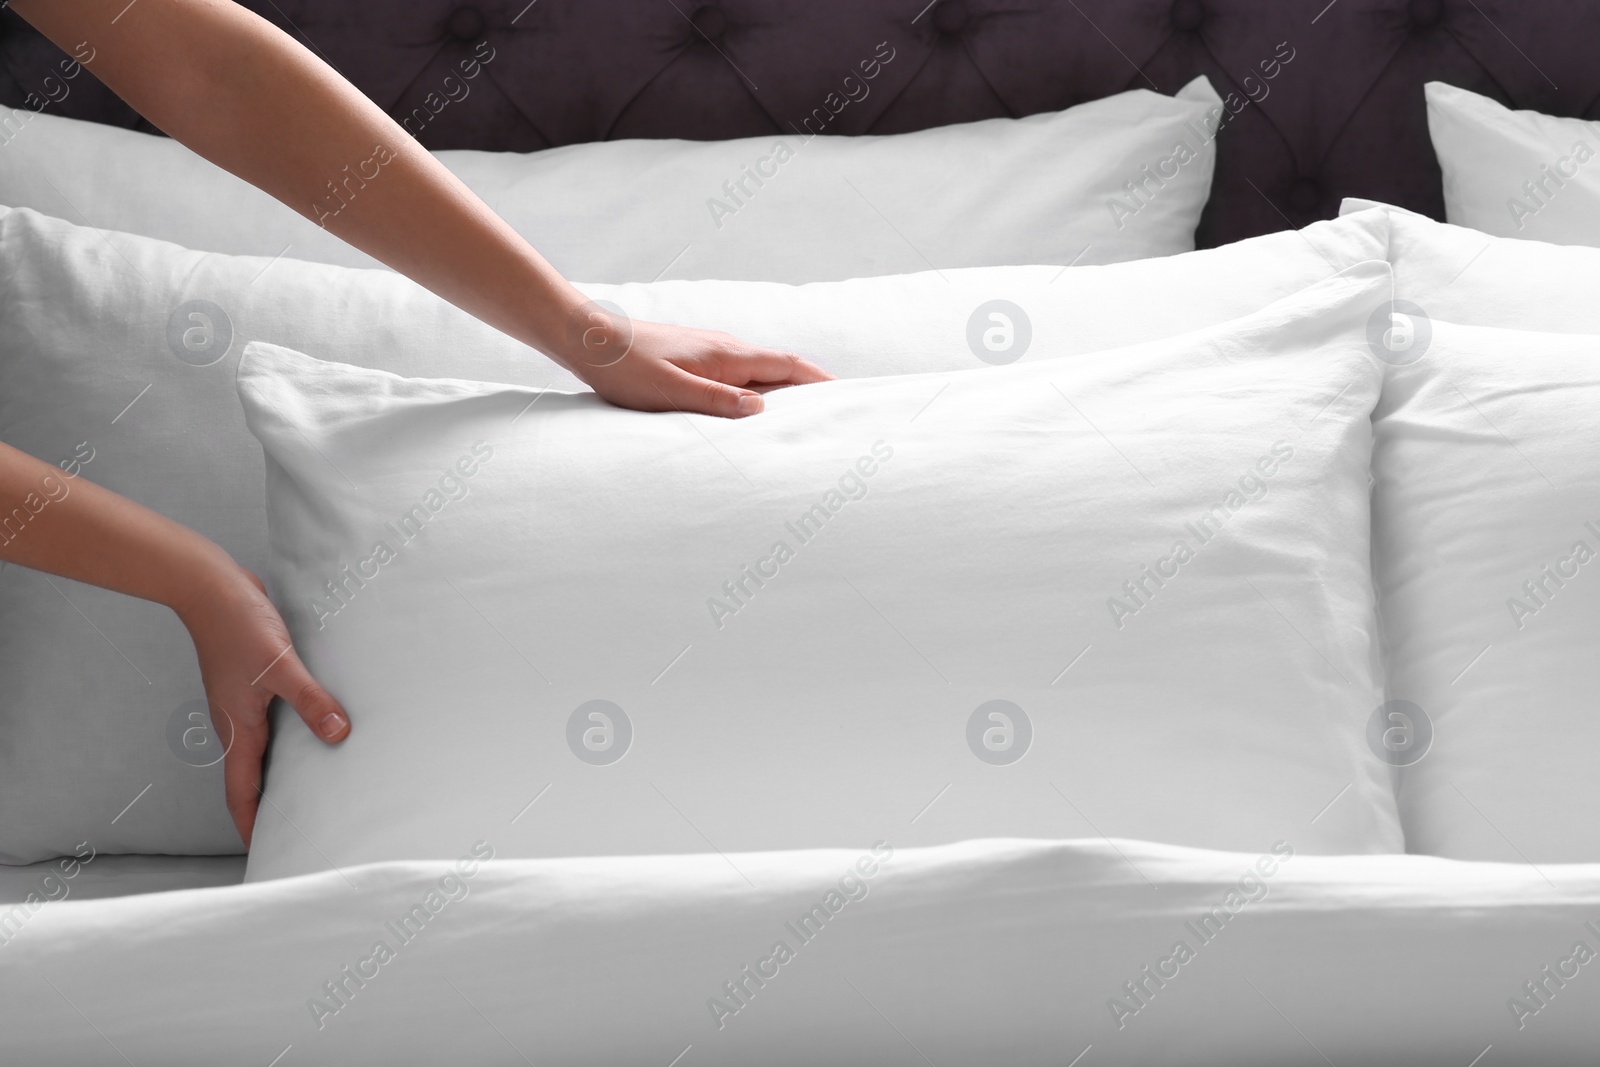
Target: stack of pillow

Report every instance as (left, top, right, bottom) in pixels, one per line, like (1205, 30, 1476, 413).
(1, 76, 1597, 884)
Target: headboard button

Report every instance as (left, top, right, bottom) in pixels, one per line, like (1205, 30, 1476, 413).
(1171, 0, 1205, 32)
(933, 0, 971, 35)
(446, 5, 486, 42)
(691, 5, 728, 41)
(1289, 177, 1322, 214)
(1409, 0, 1444, 27)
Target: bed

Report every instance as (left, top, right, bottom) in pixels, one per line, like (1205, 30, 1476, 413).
(4, 1, 1600, 1063)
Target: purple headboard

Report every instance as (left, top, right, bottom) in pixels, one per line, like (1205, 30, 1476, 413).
(3, 0, 1599, 248)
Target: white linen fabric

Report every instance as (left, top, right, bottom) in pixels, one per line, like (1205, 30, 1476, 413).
(0, 78, 1222, 283)
(0, 204, 1390, 864)
(239, 263, 1403, 882)
(1332, 200, 1600, 861)
(3, 840, 1599, 1064)
(1425, 82, 1600, 247)
(0, 853, 244, 905)
(1372, 321, 1600, 863)
(1340, 198, 1600, 334)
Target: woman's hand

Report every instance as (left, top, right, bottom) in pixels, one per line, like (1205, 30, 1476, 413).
(11, 0, 837, 418)
(561, 307, 835, 417)
(174, 561, 350, 848)
(0, 441, 349, 849)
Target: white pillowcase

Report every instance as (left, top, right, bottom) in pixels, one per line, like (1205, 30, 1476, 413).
(1372, 320, 1600, 862)
(1335, 198, 1600, 861)
(0, 204, 1388, 864)
(239, 262, 1403, 882)
(1341, 197, 1600, 332)
(0, 79, 1221, 283)
(1425, 82, 1600, 246)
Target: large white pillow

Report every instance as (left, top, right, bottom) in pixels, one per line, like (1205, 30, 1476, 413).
(1335, 199, 1600, 861)
(1425, 82, 1600, 247)
(0, 204, 1389, 864)
(1341, 197, 1600, 332)
(1371, 320, 1600, 862)
(238, 262, 1403, 882)
(0, 79, 1221, 283)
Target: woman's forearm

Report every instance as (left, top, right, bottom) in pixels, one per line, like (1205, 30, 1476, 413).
(0, 440, 352, 843)
(0, 442, 233, 619)
(13, 0, 834, 420)
(11, 0, 588, 369)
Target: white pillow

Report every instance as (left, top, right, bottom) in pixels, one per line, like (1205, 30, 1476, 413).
(238, 262, 1403, 882)
(0, 204, 1389, 864)
(0, 79, 1221, 283)
(1335, 199, 1600, 861)
(1341, 197, 1600, 332)
(1371, 320, 1600, 862)
(1425, 82, 1600, 246)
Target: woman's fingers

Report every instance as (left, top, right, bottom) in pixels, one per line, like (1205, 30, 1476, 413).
(654, 345, 834, 416)
(220, 707, 268, 848)
(580, 323, 835, 417)
(717, 346, 835, 386)
(650, 366, 764, 418)
(261, 646, 351, 743)
(217, 648, 347, 847)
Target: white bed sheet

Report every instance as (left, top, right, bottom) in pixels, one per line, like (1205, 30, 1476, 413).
(1, 838, 1593, 1065)
(0, 852, 244, 904)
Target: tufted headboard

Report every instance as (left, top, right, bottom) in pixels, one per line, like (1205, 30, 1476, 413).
(2, 0, 1598, 248)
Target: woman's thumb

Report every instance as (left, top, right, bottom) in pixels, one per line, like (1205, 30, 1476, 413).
(265, 649, 350, 742)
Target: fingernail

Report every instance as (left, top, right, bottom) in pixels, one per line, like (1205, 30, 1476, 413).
(736, 394, 762, 416)
(319, 711, 348, 739)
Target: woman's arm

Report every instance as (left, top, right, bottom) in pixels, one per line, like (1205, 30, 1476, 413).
(0, 441, 348, 846)
(11, 0, 832, 417)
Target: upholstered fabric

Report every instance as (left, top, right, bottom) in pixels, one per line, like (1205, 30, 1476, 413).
(1, 0, 1597, 247)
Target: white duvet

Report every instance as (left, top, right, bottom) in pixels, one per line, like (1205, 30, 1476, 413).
(3, 838, 1596, 1065)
